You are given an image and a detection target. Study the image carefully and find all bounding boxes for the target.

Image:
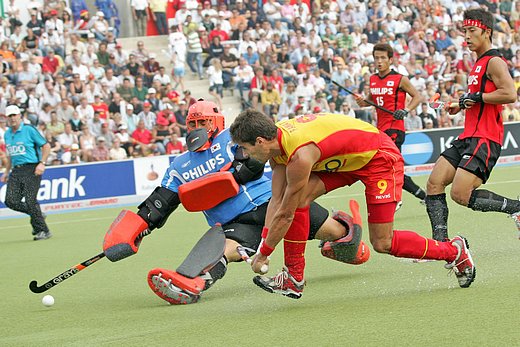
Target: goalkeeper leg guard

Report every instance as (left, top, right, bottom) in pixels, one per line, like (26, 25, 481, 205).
(425, 193, 449, 241)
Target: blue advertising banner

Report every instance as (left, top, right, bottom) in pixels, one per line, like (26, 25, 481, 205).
(402, 122, 520, 166)
(0, 161, 136, 209)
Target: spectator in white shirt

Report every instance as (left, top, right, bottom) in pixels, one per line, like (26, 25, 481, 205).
(76, 97, 95, 121)
(404, 110, 423, 131)
(57, 123, 78, 151)
(409, 69, 426, 92)
(295, 75, 315, 102)
(109, 138, 128, 160)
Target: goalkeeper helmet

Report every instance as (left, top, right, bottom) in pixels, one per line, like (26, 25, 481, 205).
(186, 100, 225, 152)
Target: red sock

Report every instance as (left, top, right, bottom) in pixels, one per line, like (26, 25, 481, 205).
(284, 206, 310, 282)
(390, 230, 458, 262)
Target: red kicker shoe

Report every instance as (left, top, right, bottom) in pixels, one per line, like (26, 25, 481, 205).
(147, 268, 205, 305)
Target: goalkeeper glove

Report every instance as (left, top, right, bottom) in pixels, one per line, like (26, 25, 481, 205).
(393, 109, 409, 120)
(459, 92, 483, 109)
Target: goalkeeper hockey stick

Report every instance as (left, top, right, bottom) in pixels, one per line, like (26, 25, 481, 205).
(332, 80, 395, 116)
(29, 252, 106, 293)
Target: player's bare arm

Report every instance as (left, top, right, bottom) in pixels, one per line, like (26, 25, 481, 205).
(483, 57, 517, 104)
(35, 143, 51, 176)
(264, 144, 320, 250)
(250, 161, 287, 273)
(399, 76, 422, 112)
(264, 160, 286, 228)
(459, 58, 516, 110)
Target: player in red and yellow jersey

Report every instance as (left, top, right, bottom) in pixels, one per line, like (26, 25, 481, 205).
(230, 111, 476, 297)
(426, 8, 520, 243)
(355, 43, 426, 207)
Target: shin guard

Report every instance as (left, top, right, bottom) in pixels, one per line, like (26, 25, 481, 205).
(403, 175, 426, 200)
(468, 189, 520, 214)
(425, 193, 449, 241)
(390, 230, 457, 262)
(284, 206, 310, 282)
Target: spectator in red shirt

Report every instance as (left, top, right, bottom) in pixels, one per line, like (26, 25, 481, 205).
(92, 94, 109, 120)
(209, 22, 229, 42)
(166, 132, 185, 154)
(268, 68, 284, 93)
(131, 119, 156, 156)
(250, 67, 268, 110)
(423, 56, 438, 75)
(42, 50, 61, 77)
(297, 55, 312, 74)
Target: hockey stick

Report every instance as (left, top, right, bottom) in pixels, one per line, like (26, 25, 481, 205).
(236, 246, 269, 274)
(29, 252, 106, 293)
(331, 80, 396, 116)
(428, 93, 459, 110)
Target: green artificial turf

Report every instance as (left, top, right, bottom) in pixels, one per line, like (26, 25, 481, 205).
(1, 166, 519, 346)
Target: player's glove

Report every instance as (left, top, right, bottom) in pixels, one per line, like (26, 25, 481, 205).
(459, 92, 483, 109)
(232, 146, 265, 184)
(393, 109, 408, 120)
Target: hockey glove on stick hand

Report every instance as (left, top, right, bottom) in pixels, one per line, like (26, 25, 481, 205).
(393, 109, 408, 120)
(459, 92, 482, 109)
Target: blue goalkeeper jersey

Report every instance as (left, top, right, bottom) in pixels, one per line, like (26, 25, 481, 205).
(161, 128, 271, 225)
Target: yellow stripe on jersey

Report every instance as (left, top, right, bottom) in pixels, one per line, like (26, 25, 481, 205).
(273, 113, 382, 172)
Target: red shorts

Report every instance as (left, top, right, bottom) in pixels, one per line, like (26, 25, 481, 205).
(315, 135, 404, 223)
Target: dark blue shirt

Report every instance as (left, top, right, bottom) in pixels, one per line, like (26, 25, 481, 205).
(4, 123, 47, 166)
(436, 37, 454, 51)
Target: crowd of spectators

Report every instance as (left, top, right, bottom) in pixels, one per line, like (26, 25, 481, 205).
(164, 0, 520, 128)
(1, 0, 520, 171)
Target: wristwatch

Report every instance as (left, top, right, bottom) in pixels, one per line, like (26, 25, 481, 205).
(39, 161, 46, 166)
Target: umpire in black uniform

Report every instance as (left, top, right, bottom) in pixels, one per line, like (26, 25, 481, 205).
(1, 105, 52, 240)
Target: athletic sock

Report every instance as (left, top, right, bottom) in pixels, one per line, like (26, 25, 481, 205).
(425, 193, 449, 241)
(390, 230, 458, 262)
(468, 189, 520, 214)
(284, 206, 310, 282)
(403, 175, 426, 200)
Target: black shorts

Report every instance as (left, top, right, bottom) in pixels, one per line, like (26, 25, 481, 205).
(441, 137, 501, 183)
(384, 129, 405, 151)
(222, 201, 329, 250)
